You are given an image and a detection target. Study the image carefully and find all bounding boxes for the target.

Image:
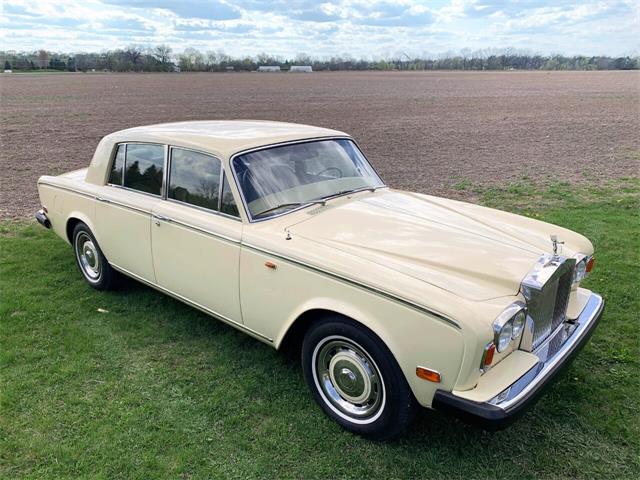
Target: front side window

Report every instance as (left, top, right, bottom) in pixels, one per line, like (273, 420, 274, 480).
(123, 144, 164, 195)
(232, 139, 384, 220)
(169, 148, 221, 211)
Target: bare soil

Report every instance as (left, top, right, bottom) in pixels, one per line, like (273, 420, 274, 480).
(1, 70, 638, 219)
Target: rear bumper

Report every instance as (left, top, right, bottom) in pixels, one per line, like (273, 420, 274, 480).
(433, 292, 604, 429)
(35, 209, 51, 229)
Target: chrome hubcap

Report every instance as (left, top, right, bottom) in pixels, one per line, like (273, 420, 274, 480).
(75, 232, 101, 281)
(313, 336, 384, 421)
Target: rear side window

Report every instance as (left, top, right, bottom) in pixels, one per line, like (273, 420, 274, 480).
(169, 148, 221, 211)
(109, 145, 125, 185)
(123, 144, 165, 195)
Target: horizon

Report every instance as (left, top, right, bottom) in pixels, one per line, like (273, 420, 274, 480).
(1, 1, 638, 58)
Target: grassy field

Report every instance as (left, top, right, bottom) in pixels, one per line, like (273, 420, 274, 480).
(1, 182, 638, 479)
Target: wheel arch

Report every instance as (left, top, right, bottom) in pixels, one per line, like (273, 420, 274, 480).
(65, 212, 97, 245)
(276, 300, 398, 363)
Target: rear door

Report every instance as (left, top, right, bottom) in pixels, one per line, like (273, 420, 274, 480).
(150, 146, 243, 323)
(95, 143, 165, 283)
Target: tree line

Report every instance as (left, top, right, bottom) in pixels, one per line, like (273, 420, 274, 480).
(2, 46, 638, 72)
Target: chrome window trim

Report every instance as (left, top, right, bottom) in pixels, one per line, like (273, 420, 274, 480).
(229, 136, 386, 223)
(109, 262, 272, 343)
(241, 241, 460, 329)
(107, 143, 126, 186)
(104, 183, 164, 202)
(218, 163, 224, 212)
(220, 172, 242, 219)
(161, 144, 169, 199)
(166, 145, 241, 221)
(165, 197, 242, 222)
(107, 142, 166, 197)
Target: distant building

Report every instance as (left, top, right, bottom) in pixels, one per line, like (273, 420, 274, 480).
(257, 65, 281, 72)
(173, 65, 181, 73)
(3, 69, 12, 73)
(290, 65, 313, 73)
(225, 66, 234, 71)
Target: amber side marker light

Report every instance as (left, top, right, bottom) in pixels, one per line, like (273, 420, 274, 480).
(482, 343, 496, 368)
(586, 257, 595, 273)
(416, 366, 441, 383)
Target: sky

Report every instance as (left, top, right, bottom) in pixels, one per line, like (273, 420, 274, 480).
(1, 0, 638, 58)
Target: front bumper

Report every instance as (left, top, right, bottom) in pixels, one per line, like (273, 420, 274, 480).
(433, 292, 604, 429)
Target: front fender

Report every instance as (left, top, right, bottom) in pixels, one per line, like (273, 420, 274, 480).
(275, 295, 465, 408)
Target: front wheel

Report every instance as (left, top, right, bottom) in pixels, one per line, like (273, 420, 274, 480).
(302, 316, 418, 440)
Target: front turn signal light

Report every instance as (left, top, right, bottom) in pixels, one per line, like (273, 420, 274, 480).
(586, 256, 595, 273)
(416, 366, 441, 383)
(482, 342, 496, 368)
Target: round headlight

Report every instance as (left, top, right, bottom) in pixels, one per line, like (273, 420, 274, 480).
(497, 321, 513, 352)
(511, 310, 526, 339)
(573, 258, 587, 285)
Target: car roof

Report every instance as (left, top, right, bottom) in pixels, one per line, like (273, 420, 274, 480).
(107, 120, 349, 158)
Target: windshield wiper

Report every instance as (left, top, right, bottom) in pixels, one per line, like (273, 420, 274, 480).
(320, 185, 383, 202)
(253, 200, 327, 219)
(253, 186, 383, 219)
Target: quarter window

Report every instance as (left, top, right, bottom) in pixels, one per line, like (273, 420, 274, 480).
(123, 144, 164, 195)
(169, 148, 221, 211)
(109, 145, 125, 185)
(221, 174, 239, 217)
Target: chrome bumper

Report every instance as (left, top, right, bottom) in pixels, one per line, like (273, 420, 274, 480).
(35, 209, 51, 229)
(433, 292, 604, 429)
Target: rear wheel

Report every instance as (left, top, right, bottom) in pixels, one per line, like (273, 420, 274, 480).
(302, 316, 418, 440)
(72, 222, 118, 290)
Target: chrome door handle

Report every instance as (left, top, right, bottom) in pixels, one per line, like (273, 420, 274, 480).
(96, 196, 110, 203)
(152, 214, 170, 226)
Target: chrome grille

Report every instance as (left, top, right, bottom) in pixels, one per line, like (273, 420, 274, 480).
(521, 255, 575, 351)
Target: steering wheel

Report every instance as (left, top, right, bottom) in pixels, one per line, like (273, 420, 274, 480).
(317, 167, 343, 178)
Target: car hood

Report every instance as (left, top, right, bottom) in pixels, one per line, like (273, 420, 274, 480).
(285, 190, 587, 301)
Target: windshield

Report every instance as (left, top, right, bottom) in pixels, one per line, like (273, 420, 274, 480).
(232, 139, 385, 220)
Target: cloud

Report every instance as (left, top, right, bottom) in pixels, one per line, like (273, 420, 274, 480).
(3, 3, 42, 17)
(101, 0, 242, 20)
(101, 17, 152, 31)
(1, 0, 637, 56)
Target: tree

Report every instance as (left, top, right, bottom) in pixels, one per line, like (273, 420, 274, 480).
(4, 60, 10, 70)
(153, 45, 172, 66)
(178, 48, 205, 71)
(123, 45, 143, 69)
(37, 49, 49, 68)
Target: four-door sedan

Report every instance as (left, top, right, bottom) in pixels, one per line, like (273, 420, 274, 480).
(36, 120, 604, 439)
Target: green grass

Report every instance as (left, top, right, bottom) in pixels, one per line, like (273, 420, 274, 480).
(1, 183, 639, 479)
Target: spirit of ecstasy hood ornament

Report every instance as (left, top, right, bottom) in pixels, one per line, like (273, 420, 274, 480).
(550, 234, 564, 256)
